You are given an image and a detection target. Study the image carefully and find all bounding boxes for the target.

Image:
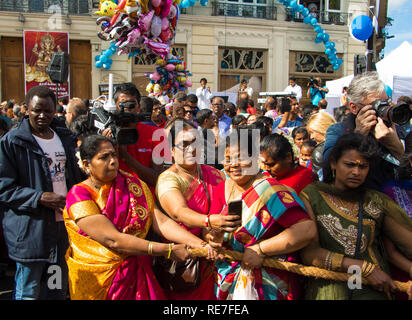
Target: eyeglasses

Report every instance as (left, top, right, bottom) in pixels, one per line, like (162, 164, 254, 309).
(174, 140, 199, 151)
(184, 110, 193, 114)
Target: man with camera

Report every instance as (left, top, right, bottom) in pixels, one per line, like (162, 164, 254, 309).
(307, 77, 329, 107)
(103, 83, 163, 190)
(323, 72, 408, 189)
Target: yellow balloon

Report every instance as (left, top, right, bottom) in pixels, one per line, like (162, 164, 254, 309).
(95, 1, 117, 17)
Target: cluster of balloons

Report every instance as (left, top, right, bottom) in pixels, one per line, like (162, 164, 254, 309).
(276, 0, 342, 71)
(179, 0, 208, 9)
(145, 55, 192, 98)
(95, 42, 118, 70)
(93, 0, 192, 96)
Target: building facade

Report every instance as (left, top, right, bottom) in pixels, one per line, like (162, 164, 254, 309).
(0, 0, 386, 104)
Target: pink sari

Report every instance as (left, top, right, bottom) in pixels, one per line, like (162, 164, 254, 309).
(64, 170, 165, 300)
(162, 164, 224, 300)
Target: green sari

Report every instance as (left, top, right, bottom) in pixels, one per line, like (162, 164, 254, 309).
(300, 182, 412, 300)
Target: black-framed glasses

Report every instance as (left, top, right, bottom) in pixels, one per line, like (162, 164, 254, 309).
(184, 110, 193, 114)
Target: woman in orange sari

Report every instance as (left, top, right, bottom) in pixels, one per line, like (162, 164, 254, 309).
(156, 119, 241, 299)
(63, 135, 213, 300)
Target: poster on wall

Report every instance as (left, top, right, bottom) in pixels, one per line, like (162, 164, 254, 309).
(23, 30, 70, 100)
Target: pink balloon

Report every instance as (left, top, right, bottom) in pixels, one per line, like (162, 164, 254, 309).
(165, 64, 175, 71)
(150, 72, 161, 81)
(160, 28, 172, 42)
(151, 0, 161, 7)
(161, 17, 170, 31)
(185, 80, 192, 88)
(139, 10, 154, 33)
(161, 0, 172, 18)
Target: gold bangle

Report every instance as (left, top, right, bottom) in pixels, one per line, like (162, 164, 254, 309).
(324, 251, 333, 270)
(257, 242, 267, 257)
(331, 253, 344, 271)
(167, 243, 174, 259)
(148, 242, 153, 256)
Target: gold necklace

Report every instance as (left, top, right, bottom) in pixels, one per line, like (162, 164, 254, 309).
(175, 164, 200, 183)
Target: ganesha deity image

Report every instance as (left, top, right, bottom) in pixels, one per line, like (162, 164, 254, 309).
(25, 33, 62, 83)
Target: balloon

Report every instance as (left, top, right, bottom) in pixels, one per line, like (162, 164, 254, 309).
(337, 58, 343, 65)
(310, 18, 318, 26)
(297, 4, 304, 13)
(151, 15, 162, 38)
(150, 72, 161, 81)
(322, 33, 330, 42)
(161, 17, 170, 30)
(165, 64, 176, 71)
(302, 7, 309, 17)
(95, 61, 103, 68)
(139, 10, 154, 32)
(168, 5, 177, 19)
(290, 1, 298, 10)
(314, 25, 322, 33)
(314, 37, 322, 43)
(161, 0, 173, 18)
(350, 15, 373, 41)
(200, 0, 208, 6)
(303, 15, 312, 24)
(151, 0, 161, 7)
(333, 64, 340, 71)
(160, 28, 173, 42)
(95, 55, 101, 62)
(325, 48, 332, 56)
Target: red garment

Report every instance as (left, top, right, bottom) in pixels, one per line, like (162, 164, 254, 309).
(276, 166, 314, 195)
(247, 106, 257, 114)
(154, 118, 166, 128)
(118, 123, 164, 195)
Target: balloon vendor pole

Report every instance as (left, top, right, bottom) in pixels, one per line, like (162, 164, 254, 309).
(104, 73, 116, 111)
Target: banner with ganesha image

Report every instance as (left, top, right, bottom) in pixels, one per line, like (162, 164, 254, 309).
(23, 30, 70, 100)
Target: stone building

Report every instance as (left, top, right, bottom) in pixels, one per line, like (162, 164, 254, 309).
(0, 0, 388, 104)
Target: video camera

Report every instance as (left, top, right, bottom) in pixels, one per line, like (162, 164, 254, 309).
(371, 99, 412, 127)
(308, 77, 319, 88)
(88, 101, 151, 145)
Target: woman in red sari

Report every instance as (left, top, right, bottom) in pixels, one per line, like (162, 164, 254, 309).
(63, 135, 212, 300)
(156, 119, 242, 299)
(260, 133, 314, 195)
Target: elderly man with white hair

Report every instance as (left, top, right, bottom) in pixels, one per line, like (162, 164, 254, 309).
(323, 72, 405, 190)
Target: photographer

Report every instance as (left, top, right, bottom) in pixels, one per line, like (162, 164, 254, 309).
(324, 72, 406, 189)
(102, 83, 164, 189)
(306, 77, 329, 107)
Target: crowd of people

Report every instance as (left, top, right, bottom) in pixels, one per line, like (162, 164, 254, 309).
(0, 71, 411, 300)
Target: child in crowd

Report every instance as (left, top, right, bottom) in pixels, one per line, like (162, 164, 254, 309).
(292, 126, 310, 150)
(299, 140, 317, 169)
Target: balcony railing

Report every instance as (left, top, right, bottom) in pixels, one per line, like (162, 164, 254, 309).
(285, 8, 351, 26)
(0, 0, 92, 15)
(212, 1, 277, 20)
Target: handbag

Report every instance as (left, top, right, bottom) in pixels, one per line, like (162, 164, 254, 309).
(153, 165, 210, 292)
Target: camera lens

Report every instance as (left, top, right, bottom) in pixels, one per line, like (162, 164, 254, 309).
(390, 103, 412, 126)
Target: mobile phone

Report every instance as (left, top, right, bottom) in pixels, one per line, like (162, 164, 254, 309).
(228, 200, 242, 219)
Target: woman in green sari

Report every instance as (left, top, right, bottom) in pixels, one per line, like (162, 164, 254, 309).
(300, 133, 412, 300)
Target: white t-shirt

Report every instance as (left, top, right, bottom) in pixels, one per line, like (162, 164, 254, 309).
(284, 84, 303, 101)
(33, 130, 67, 222)
(195, 87, 213, 110)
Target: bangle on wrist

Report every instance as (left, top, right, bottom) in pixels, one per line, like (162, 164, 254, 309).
(207, 213, 213, 231)
(147, 241, 153, 256)
(167, 243, 174, 259)
(257, 242, 267, 257)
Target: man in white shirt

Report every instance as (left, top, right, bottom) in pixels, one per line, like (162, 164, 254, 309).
(284, 76, 302, 102)
(195, 78, 213, 110)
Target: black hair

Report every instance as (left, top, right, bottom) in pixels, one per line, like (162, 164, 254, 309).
(0, 117, 9, 133)
(292, 126, 309, 140)
(278, 97, 291, 114)
(289, 76, 296, 82)
(80, 134, 116, 163)
(113, 82, 141, 104)
(255, 116, 273, 129)
(260, 133, 293, 162)
(58, 97, 69, 105)
(83, 99, 90, 108)
(187, 94, 198, 104)
(241, 79, 247, 84)
(248, 121, 270, 141)
(196, 109, 213, 125)
(322, 133, 379, 184)
(231, 114, 246, 126)
(238, 98, 248, 112)
(224, 102, 236, 118)
(6, 101, 14, 109)
(140, 96, 154, 113)
(200, 78, 207, 83)
(70, 115, 98, 140)
(167, 119, 197, 147)
(301, 139, 317, 150)
(302, 104, 318, 124)
(25, 85, 57, 108)
(224, 127, 259, 157)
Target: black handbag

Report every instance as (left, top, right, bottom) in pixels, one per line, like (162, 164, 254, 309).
(153, 166, 210, 292)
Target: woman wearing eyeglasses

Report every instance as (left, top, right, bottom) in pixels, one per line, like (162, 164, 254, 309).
(207, 128, 316, 300)
(155, 119, 242, 300)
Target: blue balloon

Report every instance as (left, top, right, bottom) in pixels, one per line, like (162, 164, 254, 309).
(310, 18, 318, 26)
(302, 7, 309, 17)
(100, 55, 109, 63)
(333, 64, 340, 71)
(94, 55, 101, 62)
(315, 37, 323, 43)
(385, 85, 393, 98)
(200, 0, 208, 6)
(351, 15, 373, 41)
(95, 61, 103, 68)
(325, 48, 332, 55)
(303, 15, 312, 24)
(103, 63, 112, 70)
(297, 4, 304, 12)
(322, 33, 330, 42)
(337, 58, 343, 65)
(314, 25, 323, 33)
(290, 0, 298, 10)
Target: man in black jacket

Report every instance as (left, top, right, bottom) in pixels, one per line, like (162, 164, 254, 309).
(0, 86, 83, 299)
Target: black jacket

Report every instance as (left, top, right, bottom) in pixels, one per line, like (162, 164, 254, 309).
(0, 118, 83, 262)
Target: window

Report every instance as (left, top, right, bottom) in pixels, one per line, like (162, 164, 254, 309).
(69, 0, 89, 14)
(214, 0, 275, 20)
(29, 0, 44, 12)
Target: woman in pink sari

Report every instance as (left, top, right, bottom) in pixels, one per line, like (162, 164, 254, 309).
(63, 135, 212, 300)
(156, 119, 242, 300)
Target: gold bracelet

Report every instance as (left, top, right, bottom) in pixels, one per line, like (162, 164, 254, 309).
(331, 253, 344, 271)
(167, 243, 174, 259)
(362, 261, 376, 278)
(147, 242, 153, 256)
(324, 251, 333, 270)
(257, 242, 267, 257)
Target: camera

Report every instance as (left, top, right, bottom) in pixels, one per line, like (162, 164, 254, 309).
(88, 101, 151, 145)
(371, 99, 412, 127)
(308, 77, 319, 88)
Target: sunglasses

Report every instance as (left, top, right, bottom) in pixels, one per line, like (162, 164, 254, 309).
(184, 110, 193, 114)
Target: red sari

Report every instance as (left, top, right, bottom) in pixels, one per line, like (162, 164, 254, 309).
(264, 165, 314, 195)
(156, 164, 225, 300)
